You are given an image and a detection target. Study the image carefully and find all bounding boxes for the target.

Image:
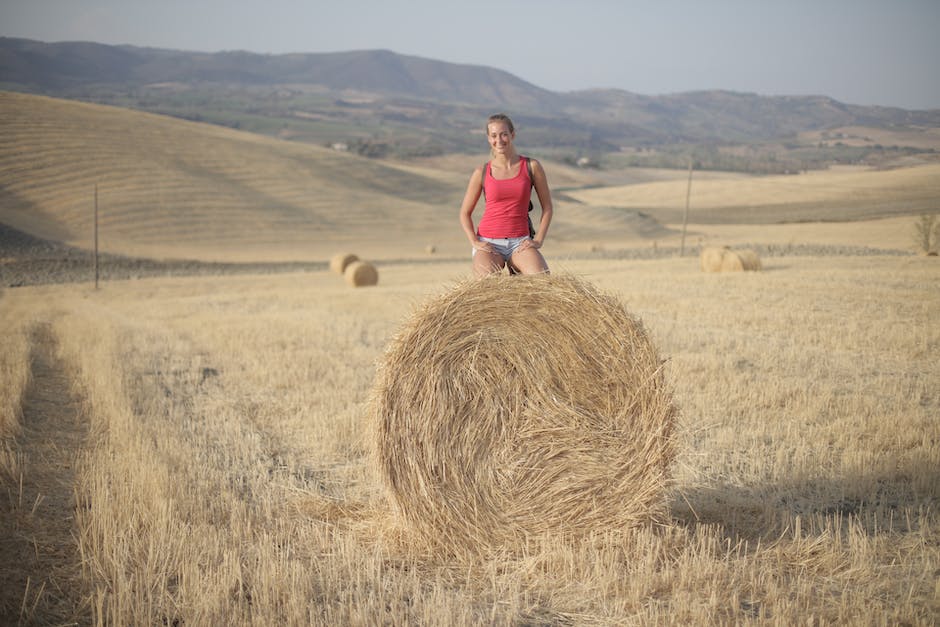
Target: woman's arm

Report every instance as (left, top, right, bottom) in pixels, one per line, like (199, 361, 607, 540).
(530, 159, 553, 246)
(459, 166, 487, 248)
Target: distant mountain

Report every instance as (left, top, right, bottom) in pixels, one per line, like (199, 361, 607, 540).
(0, 37, 556, 109)
(559, 88, 940, 143)
(3, 37, 939, 170)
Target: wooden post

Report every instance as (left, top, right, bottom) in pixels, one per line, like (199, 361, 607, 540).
(680, 157, 693, 257)
(94, 184, 99, 289)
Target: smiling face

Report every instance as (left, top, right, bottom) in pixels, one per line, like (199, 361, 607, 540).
(487, 121, 515, 156)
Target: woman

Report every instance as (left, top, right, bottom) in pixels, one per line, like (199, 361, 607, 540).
(459, 113, 553, 276)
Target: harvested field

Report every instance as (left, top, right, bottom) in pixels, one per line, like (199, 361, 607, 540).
(2, 88, 939, 624)
(1, 250, 937, 624)
(565, 163, 940, 223)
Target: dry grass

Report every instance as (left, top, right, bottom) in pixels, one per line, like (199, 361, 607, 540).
(0, 308, 30, 480)
(372, 274, 676, 552)
(1, 249, 937, 624)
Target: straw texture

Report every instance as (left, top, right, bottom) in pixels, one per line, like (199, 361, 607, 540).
(371, 273, 676, 551)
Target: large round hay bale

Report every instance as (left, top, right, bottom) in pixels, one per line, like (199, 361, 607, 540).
(344, 260, 378, 287)
(330, 252, 359, 275)
(371, 274, 676, 551)
(700, 246, 727, 272)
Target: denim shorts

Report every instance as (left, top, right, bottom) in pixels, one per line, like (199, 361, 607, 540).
(472, 236, 530, 261)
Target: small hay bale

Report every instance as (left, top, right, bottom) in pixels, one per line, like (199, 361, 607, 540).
(720, 249, 761, 272)
(700, 246, 727, 272)
(425, 244, 437, 254)
(330, 252, 359, 275)
(701, 246, 761, 272)
(371, 274, 676, 551)
(735, 248, 762, 271)
(720, 250, 745, 272)
(344, 260, 378, 287)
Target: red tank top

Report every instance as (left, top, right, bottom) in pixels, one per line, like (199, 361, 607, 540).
(477, 156, 532, 238)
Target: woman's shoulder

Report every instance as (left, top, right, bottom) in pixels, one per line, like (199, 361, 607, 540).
(526, 156, 546, 175)
(468, 162, 486, 185)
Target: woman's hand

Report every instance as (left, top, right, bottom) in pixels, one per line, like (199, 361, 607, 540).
(517, 238, 542, 252)
(472, 239, 494, 253)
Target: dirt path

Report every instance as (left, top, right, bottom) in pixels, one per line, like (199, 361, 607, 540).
(0, 323, 90, 624)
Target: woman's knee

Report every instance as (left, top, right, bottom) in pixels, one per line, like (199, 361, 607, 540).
(473, 251, 505, 275)
(510, 248, 549, 274)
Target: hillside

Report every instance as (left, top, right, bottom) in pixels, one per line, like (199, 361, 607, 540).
(2, 90, 937, 272)
(566, 164, 940, 224)
(0, 39, 554, 109)
(3, 38, 939, 170)
(0, 91, 468, 261)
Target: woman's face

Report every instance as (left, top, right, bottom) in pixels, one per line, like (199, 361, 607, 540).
(487, 122, 514, 154)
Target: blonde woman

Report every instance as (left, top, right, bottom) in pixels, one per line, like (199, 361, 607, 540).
(459, 113, 553, 276)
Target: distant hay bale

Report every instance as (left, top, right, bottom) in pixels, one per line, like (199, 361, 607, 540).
(330, 252, 359, 275)
(734, 248, 762, 271)
(371, 274, 677, 551)
(425, 244, 437, 254)
(720, 251, 745, 272)
(701, 246, 761, 272)
(700, 246, 727, 272)
(344, 260, 378, 287)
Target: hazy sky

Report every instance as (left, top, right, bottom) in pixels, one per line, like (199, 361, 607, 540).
(2, 0, 939, 110)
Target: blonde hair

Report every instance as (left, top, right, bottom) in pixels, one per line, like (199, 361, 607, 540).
(485, 113, 515, 134)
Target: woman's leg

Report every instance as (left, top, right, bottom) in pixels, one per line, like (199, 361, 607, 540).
(509, 247, 549, 274)
(473, 249, 506, 276)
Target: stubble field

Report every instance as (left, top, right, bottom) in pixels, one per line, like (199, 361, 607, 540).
(2, 89, 940, 624)
(2, 249, 938, 625)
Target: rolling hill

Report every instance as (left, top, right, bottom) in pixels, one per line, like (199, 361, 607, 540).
(566, 164, 940, 224)
(0, 91, 470, 261)
(0, 39, 553, 109)
(2, 90, 937, 268)
(3, 37, 939, 169)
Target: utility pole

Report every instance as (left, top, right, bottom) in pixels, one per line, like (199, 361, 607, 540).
(94, 184, 99, 289)
(680, 157, 693, 257)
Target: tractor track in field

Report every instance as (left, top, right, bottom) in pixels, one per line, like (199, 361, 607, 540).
(0, 323, 91, 625)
